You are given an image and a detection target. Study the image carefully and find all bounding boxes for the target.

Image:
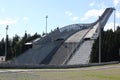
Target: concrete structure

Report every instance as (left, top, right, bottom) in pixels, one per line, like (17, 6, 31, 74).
(67, 40, 94, 65)
(66, 8, 114, 65)
(48, 29, 89, 65)
(11, 7, 114, 65)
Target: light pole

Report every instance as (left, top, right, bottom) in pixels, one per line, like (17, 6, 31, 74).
(46, 15, 48, 35)
(99, 16, 101, 64)
(114, 8, 116, 32)
(5, 25, 9, 61)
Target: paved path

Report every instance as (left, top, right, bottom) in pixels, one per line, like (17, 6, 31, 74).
(0, 64, 120, 73)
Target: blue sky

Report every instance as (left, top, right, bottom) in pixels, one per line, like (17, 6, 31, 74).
(0, 0, 120, 40)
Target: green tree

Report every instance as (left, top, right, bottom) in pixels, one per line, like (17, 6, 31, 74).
(90, 26, 120, 63)
(0, 38, 5, 56)
(0, 31, 41, 60)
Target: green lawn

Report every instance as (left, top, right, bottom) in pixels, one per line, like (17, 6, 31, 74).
(0, 64, 120, 80)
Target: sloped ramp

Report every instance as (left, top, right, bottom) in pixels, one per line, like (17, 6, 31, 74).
(48, 29, 89, 65)
(12, 41, 62, 65)
(67, 40, 94, 65)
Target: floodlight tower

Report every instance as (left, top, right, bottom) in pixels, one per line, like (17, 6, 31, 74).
(5, 25, 9, 61)
(46, 15, 48, 35)
(114, 8, 116, 32)
(99, 16, 101, 64)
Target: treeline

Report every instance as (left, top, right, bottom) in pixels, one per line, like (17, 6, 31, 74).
(90, 26, 120, 63)
(0, 32, 41, 60)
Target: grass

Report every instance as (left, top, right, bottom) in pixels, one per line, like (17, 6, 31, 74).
(35, 68, 120, 80)
(0, 64, 120, 80)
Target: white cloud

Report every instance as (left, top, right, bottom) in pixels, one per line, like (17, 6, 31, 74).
(89, 1, 95, 7)
(81, 9, 104, 21)
(65, 11, 73, 16)
(65, 11, 79, 21)
(113, 0, 120, 6)
(23, 17, 29, 21)
(89, 1, 106, 9)
(0, 20, 17, 25)
(97, 2, 106, 9)
(116, 11, 120, 18)
(71, 16, 79, 21)
(104, 22, 119, 31)
(0, 17, 18, 25)
(0, 8, 6, 12)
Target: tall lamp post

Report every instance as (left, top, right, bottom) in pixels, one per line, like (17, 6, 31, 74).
(99, 16, 101, 64)
(114, 8, 116, 32)
(46, 15, 48, 35)
(5, 25, 9, 61)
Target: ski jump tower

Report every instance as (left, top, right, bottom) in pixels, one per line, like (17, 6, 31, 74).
(12, 8, 115, 65)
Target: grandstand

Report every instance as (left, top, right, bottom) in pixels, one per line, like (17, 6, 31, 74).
(11, 7, 114, 65)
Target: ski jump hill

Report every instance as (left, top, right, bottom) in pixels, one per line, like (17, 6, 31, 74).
(12, 7, 114, 65)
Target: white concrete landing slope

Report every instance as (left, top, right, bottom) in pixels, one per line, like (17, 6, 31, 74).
(84, 23, 99, 40)
(11, 8, 114, 65)
(65, 29, 89, 43)
(67, 40, 94, 65)
(49, 29, 89, 65)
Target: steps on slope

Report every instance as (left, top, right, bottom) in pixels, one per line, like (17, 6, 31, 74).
(67, 40, 94, 65)
(48, 29, 89, 65)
